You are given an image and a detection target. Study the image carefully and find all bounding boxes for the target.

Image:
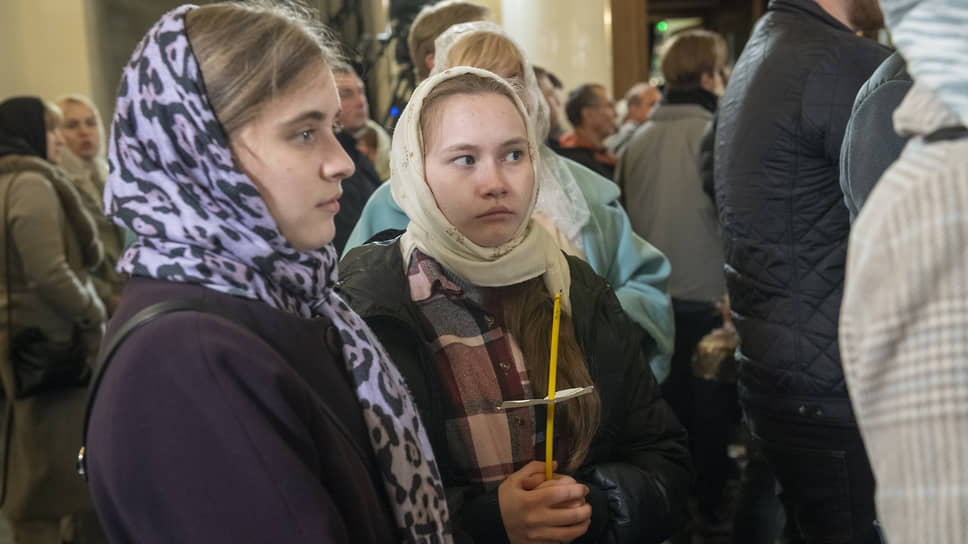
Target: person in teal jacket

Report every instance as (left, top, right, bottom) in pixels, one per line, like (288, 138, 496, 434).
(343, 23, 674, 381)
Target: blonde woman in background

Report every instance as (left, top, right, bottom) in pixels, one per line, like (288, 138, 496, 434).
(56, 95, 125, 313)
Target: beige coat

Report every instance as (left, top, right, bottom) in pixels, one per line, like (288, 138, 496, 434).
(0, 154, 105, 521)
(58, 150, 126, 308)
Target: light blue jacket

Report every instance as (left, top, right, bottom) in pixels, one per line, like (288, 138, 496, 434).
(342, 151, 675, 381)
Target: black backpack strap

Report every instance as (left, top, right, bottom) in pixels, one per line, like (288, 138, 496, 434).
(77, 298, 258, 480)
(924, 125, 968, 143)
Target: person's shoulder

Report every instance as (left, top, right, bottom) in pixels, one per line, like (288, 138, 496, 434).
(855, 142, 968, 243)
(839, 34, 891, 69)
(341, 233, 402, 267)
(554, 154, 620, 206)
(338, 235, 404, 304)
(566, 254, 613, 302)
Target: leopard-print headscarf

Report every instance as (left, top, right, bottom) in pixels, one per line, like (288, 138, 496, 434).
(104, 6, 451, 542)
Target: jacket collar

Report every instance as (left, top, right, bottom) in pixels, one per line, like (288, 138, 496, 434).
(661, 87, 719, 114)
(768, 0, 852, 32)
(648, 103, 714, 123)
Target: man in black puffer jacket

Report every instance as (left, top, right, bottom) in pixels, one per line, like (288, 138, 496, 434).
(713, 0, 890, 542)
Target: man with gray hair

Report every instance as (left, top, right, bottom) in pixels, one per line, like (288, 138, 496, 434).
(609, 82, 662, 155)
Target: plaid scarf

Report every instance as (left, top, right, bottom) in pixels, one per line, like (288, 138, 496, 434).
(408, 250, 541, 489)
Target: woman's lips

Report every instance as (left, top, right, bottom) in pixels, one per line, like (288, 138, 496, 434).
(477, 206, 512, 220)
(317, 194, 341, 213)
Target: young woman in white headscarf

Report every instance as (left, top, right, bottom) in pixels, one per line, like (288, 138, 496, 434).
(339, 67, 691, 544)
(343, 22, 675, 384)
(83, 3, 450, 542)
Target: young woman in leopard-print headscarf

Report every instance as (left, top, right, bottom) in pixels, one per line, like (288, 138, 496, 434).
(84, 4, 451, 543)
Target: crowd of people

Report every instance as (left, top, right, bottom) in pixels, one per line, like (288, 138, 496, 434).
(0, 0, 964, 543)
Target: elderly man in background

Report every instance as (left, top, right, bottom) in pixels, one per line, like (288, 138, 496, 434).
(609, 82, 662, 155)
(560, 83, 619, 179)
(332, 65, 391, 181)
(534, 65, 566, 148)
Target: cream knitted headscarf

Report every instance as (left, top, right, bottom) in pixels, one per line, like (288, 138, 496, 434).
(431, 21, 591, 254)
(392, 67, 571, 311)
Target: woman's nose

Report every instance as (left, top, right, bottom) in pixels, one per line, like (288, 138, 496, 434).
(479, 160, 510, 197)
(322, 139, 355, 183)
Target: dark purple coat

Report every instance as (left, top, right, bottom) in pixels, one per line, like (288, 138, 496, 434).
(86, 277, 398, 543)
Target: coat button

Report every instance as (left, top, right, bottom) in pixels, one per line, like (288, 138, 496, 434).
(813, 407, 824, 417)
(798, 405, 808, 415)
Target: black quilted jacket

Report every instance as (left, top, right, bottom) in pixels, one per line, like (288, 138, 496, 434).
(713, 0, 890, 421)
(338, 235, 692, 544)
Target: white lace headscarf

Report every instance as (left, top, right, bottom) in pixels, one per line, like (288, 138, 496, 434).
(431, 22, 591, 253)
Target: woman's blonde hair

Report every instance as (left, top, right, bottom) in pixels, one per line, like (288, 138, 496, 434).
(503, 278, 600, 473)
(446, 32, 526, 82)
(42, 101, 63, 132)
(419, 72, 600, 473)
(185, 1, 342, 138)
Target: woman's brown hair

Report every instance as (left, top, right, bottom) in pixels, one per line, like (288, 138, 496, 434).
(503, 278, 600, 473)
(660, 29, 727, 91)
(419, 72, 600, 473)
(185, 1, 342, 138)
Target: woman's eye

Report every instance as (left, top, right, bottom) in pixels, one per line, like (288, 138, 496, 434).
(297, 129, 317, 144)
(505, 149, 524, 161)
(455, 155, 475, 166)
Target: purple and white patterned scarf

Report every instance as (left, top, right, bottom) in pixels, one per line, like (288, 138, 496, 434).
(104, 6, 451, 542)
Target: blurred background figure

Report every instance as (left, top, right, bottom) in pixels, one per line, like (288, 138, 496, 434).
(407, 0, 490, 83)
(713, 0, 889, 542)
(0, 96, 106, 544)
(615, 29, 730, 541)
(609, 82, 662, 155)
(534, 65, 565, 147)
(355, 125, 380, 165)
(560, 83, 618, 178)
(839, 51, 912, 222)
(331, 63, 383, 254)
(841, 1, 968, 543)
(332, 65, 391, 181)
(56, 95, 125, 315)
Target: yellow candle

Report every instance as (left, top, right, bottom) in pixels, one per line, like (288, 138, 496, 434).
(545, 292, 562, 481)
